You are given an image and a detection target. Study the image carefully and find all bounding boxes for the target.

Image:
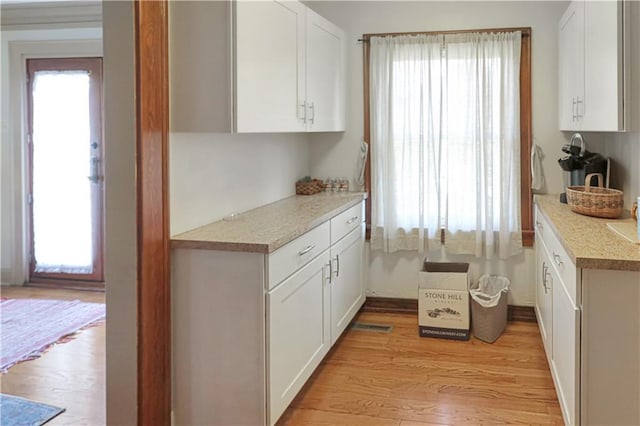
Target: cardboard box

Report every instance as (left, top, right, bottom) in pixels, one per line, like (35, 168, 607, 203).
(418, 261, 470, 340)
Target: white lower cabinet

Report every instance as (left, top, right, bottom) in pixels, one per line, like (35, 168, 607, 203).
(173, 200, 365, 426)
(536, 206, 580, 425)
(535, 204, 640, 425)
(268, 251, 331, 425)
(330, 223, 365, 345)
(534, 236, 553, 360)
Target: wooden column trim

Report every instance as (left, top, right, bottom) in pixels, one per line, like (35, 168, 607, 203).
(520, 30, 534, 247)
(134, 1, 171, 425)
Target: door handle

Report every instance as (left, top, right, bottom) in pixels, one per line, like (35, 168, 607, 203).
(334, 254, 340, 278)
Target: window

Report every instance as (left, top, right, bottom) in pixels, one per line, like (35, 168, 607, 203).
(363, 28, 533, 258)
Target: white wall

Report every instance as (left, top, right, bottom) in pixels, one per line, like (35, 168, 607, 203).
(102, 2, 137, 424)
(0, 27, 102, 285)
(170, 133, 310, 235)
(306, 1, 570, 305)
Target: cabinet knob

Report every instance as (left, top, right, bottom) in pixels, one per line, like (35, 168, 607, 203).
(553, 252, 564, 267)
(346, 216, 359, 225)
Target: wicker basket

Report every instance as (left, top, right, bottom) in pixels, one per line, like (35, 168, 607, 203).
(566, 173, 624, 219)
(296, 179, 324, 195)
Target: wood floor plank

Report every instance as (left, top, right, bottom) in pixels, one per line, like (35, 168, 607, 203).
(279, 310, 563, 425)
(0, 286, 105, 425)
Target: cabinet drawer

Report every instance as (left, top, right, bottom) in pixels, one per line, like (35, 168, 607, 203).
(268, 221, 330, 290)
(331, 201, 364, 244)
(535, 206, 578, 304)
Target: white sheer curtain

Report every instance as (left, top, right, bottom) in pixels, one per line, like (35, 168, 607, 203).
(370, 31, 522, 259)
(32, 70, 94, 273)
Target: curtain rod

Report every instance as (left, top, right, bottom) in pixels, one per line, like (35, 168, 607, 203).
(359, 27, 531, 42)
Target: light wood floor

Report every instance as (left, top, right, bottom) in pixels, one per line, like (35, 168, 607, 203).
(0, 286, 105, 425)
(278, 311, 563, 426)
(0, 287, 561, 425)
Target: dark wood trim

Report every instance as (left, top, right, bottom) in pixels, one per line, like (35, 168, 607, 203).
(507, 305, 537, 323)
(520, 31, 534, 247)
(25, 57, 105, 282)
(26, 280, 105, 292)
(363, 297, 537, 323)
(135, 1, 171, 425)
(362, 27, 534, 246)
(363, 38, 371, 240)
(362, 27, 532, 40)
(363, 297, 417, 314)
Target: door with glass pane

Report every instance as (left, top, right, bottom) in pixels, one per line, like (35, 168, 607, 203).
(26, 58, 104, 283)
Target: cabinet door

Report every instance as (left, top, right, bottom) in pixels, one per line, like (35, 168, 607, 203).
(267, 250, 331, 425)
(551, 266, 580, 426)
(236, 0, 306, 133)
(330, 224, 364, 345)
(535, 237, 553, 361)
(558, 0, 584, 131)
(583, 0, 625, 131)
(305, 7, 346, 132)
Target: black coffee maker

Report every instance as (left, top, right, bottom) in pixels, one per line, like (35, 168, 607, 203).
(558, 133, 610, 203)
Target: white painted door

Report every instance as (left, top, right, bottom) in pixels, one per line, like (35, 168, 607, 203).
(558, 0, 584, 131)
(235, 0, 306, 132)
(535, 237, 553, 360)
(330, 224, 364, 345)
(267, 250, 331, 425)
(551, 266, 580, 426)
(305, 8, 345, 132)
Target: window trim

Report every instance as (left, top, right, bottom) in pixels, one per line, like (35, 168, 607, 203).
(362, 27, 534, 247)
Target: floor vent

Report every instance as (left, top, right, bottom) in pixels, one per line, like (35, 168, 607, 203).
(350, 322, 394, 333)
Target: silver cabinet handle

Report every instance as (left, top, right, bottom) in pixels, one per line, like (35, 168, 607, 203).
(572, 97, 577, 122)
(88, 156, 101, 183)
(325, 262, 332, 284)
(298, 244, 315, 256)
(334, 254, 340, 278)
(308, 102, 315, 124)
(576, 97, 583, 119)
(535, 220, 543, 230)
(542, 261, 550, 294)
(346, 216, 358, 225)
(553, 252, 564, 267)
(299, 101, 307, 123)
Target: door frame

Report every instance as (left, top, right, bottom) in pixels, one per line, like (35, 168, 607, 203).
(135, 1, 171, 424)
(25, 56, 105, 285)
(5, 38, 102, 287)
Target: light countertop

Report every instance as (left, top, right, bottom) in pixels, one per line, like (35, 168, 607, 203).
(535, 194, 640, 271)
(171, 192, 367, 253)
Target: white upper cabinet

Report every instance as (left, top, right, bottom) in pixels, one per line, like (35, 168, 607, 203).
(170, 0, 346, 134)
(235, 1, 306, 133)
(305, 8, 346, 132)
(558, 0, 628, 132)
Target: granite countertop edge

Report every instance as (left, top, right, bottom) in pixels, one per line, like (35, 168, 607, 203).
(534, 194, 640, 272)
(171, 192, 367, 254)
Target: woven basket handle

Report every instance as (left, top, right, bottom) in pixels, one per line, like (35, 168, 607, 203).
(584, 173, 604, 192)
